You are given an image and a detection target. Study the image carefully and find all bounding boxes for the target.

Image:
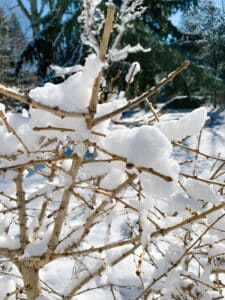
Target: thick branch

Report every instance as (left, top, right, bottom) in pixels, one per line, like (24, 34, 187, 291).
(15, 168, 28, 250)
(47, 157, 82, 252)
(87, 4, 115, 127)
(99, 4, 115, 61)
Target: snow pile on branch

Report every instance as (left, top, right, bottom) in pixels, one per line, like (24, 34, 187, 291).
(157, 107, 208, 140)
(125, 61, 141, 83)
(29, 54, 103, 112)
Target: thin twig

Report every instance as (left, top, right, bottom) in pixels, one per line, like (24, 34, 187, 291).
(0, 110, 29, 154)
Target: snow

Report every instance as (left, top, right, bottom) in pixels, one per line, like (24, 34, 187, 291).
(24, 236, 49, 257)
(50, 64, 83, 77)
(105, 125, 173, 168)
(100, 168, 128, 191)
(0, 235, 20, 250)
(108, 44, 151, 62)
(184, 178, 218, 203)
(104, 125, 179, 197)
(29, 54, 103, 112)
(125, 62, 140, 83)
(157, 107, 208, 141)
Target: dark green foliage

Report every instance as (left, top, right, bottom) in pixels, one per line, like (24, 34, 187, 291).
(16, 0, 199, 79)
(17, 0, 84, 79)
(15, 0, 224, 106)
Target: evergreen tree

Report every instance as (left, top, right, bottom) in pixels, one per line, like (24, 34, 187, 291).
(0, 8, 26, 86)
(16, 0, 199, 79)
(180, 0, 225, 104)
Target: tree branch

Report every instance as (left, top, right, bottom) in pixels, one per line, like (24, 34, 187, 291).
(0, 85, 85, 118)
(15, 168, 28, 250)
(92, 60, 190, 126)
(17, 0, 31, 21)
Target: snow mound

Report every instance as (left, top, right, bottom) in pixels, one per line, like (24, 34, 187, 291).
(157, 107, 208, 140)
(29, 54, 102, 112)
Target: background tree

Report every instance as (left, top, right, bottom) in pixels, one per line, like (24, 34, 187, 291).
(11, 0, 225, 107)
(0, 8, 26, 86)
(179, 0, 225, 105)
(15, 0, 199, 79)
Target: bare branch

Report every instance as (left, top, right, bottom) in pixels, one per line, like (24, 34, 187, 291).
(15, 168, 28, 250)
(92, 60, 190, 126)
(17, 0, 31, 21)
(0, 85, 85, 119)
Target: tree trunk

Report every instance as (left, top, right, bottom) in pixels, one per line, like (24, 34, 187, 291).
(19, 264, 42, 300)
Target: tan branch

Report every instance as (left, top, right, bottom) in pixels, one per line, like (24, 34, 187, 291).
(47, 157, 82, 252)
(0, 110, 29, 154)
(136, 247, 147, 276)
(33, 126, 75, 132)
(173, 142, 225, 163)
(0, 153, 78, 172)
(33, 197, 50, 240)
(0, 85, 85, 118)
(145, 98, 159, 122)
(87, 4, 115, 127)
(87, 71, 102, 128)
(99, 4, 115, 62)
(92, 60, 190, 126)
(180, 172, 225, 187)
(152, 202, 225, 238)
(51, 236, 139, 259)
(15, 168, 28, 250)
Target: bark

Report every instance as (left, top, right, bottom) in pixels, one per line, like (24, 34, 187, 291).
(19, 264, 42, 300)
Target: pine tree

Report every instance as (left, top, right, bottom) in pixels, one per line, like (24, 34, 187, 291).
(16, 0, 199, 79)
(0, 8, 26, 86)
(180, 0, 225, 105)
